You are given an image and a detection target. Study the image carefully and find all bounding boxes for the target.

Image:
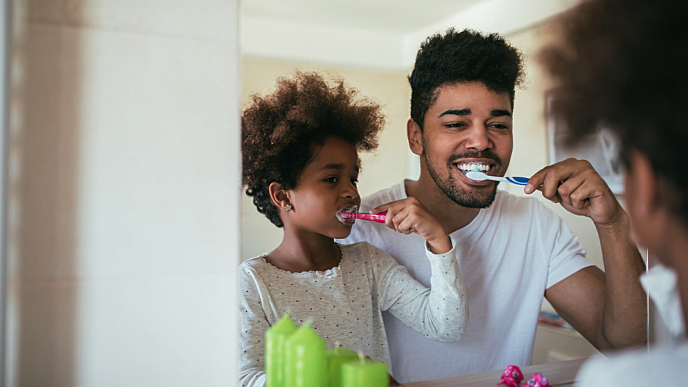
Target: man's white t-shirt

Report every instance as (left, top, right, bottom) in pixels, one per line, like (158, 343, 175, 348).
(339, 181, 593, 383)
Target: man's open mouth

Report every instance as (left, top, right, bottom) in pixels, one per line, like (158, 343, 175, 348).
(455, 162, 495, 176)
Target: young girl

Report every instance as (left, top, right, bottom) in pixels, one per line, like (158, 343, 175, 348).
(240, 71, 468, 387)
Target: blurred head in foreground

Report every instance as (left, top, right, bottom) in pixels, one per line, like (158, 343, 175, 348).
(541, 0, 688, 326)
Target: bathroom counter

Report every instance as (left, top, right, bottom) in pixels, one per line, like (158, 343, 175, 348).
(404, 358, 586, 387)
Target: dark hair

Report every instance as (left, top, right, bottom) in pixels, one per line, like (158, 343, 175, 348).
(541, 0, 688, 224)
(408, 28, 525, 129)
(242, 71, 385, 227)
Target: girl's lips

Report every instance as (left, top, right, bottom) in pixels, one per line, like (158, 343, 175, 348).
(336, 205, 358, 224)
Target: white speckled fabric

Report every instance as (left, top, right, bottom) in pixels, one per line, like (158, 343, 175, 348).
(239, 241, 467, 387)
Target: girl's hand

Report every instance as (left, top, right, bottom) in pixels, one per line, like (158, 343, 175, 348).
(371, 198, 451, 254)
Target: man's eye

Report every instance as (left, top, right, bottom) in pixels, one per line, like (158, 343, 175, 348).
(489, 123, 509, 130)
(445, 122, 467, 128)
(324, 177, 338, 183)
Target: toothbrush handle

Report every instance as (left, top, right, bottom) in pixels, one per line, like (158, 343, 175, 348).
(506, 176, 530, 185)
(506, 176, 564, 187)
(342, 212, 387, 223)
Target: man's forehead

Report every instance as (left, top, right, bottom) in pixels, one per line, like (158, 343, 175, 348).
(431, 81, 512, 112)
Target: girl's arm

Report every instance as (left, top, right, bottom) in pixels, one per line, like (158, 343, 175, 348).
(369, 197, 468, 342)
(239, 266, 270, 387)
(370, 241, 468, 342)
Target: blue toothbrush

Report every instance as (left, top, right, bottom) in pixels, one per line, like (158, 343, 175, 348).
(465, 171, 530, 186)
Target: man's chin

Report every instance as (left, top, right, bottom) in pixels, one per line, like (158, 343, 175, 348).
(446, 186, 498, 209)
(455, 195, 496, 209)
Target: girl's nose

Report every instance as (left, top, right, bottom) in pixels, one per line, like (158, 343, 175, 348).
(343, 182, 359, 199)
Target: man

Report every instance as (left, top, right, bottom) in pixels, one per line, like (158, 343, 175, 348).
(539, 0, 688, 385)
(339, 29, 647, 383)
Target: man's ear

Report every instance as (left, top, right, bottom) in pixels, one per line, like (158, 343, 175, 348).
(407, 118, 424, 156)
(268, 182, 290, 211)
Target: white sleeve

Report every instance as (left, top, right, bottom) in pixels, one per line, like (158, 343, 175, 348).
(239, 267, 268, 387)
(370, 242, 468, 343)
(535, 203, 594, 289)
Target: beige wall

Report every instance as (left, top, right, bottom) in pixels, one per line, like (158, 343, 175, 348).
(241, 58, 411, 259)
(7, 1, 240, 385)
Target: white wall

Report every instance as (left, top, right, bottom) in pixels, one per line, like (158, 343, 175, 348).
(5, 0, 240, 385)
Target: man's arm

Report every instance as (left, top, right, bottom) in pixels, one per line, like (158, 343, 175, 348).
(528, 158, 647, 351)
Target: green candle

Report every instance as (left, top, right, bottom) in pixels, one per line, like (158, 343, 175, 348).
(265, 311, 298, 387)
(284, 318, 327, 387)
(341, 353, 388, 387)
(326, 342, 359, 387)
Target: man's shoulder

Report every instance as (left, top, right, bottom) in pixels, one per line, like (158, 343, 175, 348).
(359, 181, 407, 212)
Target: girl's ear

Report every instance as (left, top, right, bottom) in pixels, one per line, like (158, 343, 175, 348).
(268, 182, 291, 211)
(625, 150, 666, 251)
(407, 118, 424, 156)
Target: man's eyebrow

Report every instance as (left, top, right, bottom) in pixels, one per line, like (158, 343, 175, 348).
(491, 109, 512, 117)
(439, 108, 471, 117)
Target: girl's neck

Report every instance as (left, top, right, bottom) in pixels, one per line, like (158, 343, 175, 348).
(265, 230, 342, 273)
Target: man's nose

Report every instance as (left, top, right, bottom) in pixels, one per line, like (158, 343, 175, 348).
(464, 124, 491, 150)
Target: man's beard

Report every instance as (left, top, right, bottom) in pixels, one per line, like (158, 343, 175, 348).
(424, 150, 502, 209)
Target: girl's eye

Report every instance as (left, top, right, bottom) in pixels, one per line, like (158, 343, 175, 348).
(350, 178, 358, 187)
(324, 177, 338, 183)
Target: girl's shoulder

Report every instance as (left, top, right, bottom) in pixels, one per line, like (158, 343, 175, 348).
(239, 256, 268, 270)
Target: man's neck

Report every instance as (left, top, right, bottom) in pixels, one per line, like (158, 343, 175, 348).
(405, 173, 481, 234)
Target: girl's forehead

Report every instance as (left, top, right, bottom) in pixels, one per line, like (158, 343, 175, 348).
(310, 137, 359, 166)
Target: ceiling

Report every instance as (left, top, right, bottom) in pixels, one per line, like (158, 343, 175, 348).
(241, 0, 581, 71)
(242, 0, 486, 34)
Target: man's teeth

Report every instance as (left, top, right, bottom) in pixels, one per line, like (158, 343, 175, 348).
(456, 163, 490, 173)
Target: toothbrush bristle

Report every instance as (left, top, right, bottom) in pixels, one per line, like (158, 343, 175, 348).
(465, 171, 486, 181)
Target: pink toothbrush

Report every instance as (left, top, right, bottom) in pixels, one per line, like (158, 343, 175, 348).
(339, 212, 387, 224)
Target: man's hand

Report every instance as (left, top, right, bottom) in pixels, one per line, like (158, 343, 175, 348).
(528, 158, 647, 350)
(371, 197, 452, 254)
(525, 158, 623, 227)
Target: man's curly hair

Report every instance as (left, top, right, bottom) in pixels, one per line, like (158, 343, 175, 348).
(242, 71, 385, 227)
(409, 28, 525, 130)
(540, 0, 688, 224)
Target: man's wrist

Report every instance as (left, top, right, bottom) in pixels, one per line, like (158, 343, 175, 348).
(594, 206, 630, 234)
